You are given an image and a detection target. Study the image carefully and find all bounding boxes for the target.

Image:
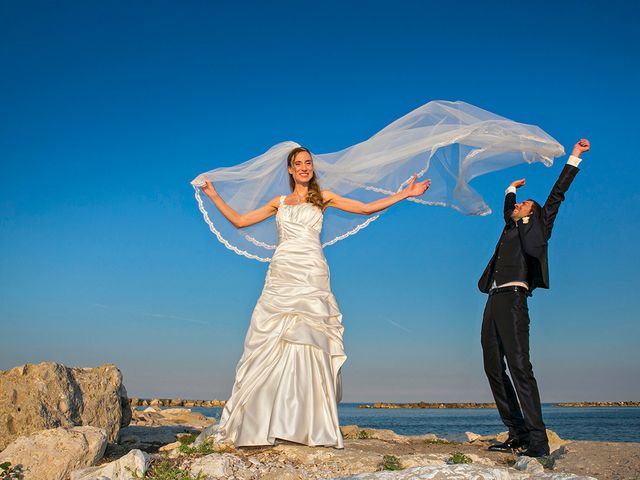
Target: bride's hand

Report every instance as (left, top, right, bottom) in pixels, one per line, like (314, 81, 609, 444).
(202, 180, 217, 198)
(404, 176, 431, 198)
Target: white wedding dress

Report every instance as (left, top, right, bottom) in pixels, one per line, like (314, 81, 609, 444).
(213, 196, 347, 448)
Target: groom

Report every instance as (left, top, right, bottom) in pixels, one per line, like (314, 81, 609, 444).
(478, 139, 590, 457)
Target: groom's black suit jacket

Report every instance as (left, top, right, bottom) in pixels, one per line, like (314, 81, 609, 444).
(478, 164, 579, 293)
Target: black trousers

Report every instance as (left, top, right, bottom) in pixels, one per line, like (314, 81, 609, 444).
(481, 290, 548, 447)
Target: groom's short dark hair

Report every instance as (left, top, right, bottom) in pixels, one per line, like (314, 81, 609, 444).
(527, 199, 542, 218)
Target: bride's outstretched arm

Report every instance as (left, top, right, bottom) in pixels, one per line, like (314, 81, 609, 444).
(323, 176, 431, 215)
(201, 180, 280, 228)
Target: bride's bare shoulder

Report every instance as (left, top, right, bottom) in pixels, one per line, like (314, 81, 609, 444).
(321, 190, 338, 200)
(268, 195, 283, 209)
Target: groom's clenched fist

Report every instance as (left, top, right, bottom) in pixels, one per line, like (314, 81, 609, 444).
(572, 139, 590, 157)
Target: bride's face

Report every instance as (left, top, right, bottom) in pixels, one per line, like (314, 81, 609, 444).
(289, 151, 314, 184)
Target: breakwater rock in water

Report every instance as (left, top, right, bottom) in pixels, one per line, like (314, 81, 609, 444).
(359, 402, 497, 409)
(556, 401, 640, 407)
(129, 398, 226, 408)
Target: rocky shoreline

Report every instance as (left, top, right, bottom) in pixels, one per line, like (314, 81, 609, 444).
(72, 408, 640, 480)
(2, 362, 640, 480)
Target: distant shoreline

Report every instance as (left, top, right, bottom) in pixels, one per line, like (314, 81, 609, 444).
(129, 398, 226, 408)
(130, 398, 640, 409)
(358, 402, 496, 409)
(554, 401, 640, 407)
(358, 401, 640, 409)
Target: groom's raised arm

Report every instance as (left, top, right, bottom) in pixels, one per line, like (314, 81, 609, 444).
(542, 139, 590, 239)
(503, 179, 524, 223)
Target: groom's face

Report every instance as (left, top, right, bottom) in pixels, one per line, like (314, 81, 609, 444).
(511, 200, 535, 221)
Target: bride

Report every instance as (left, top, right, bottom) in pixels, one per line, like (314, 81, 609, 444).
(199, 146, 430, 448)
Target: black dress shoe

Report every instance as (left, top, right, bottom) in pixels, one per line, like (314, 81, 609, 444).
(487, 437, 529, 452)
(520, 445, 550, 457)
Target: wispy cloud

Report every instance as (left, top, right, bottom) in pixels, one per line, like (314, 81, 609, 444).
(142, 312, 208, 326)
(90, 303, 208, 326)
(386, 319, 412, 334)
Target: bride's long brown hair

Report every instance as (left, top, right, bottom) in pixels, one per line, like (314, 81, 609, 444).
(287, 147, 327, 210)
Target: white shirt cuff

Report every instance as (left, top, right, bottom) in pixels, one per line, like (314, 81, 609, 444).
(567, 155, 582, 167)
(505, 186, 517, 195)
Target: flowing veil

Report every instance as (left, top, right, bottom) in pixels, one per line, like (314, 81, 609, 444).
(191, 100, 564, 262)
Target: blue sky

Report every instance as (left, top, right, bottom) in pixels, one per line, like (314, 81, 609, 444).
(1, 0, 639, 402)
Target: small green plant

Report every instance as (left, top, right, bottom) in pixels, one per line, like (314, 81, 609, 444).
(357, 430, 371, 439)
(178, 441, 215, 456)
(129, 459, 206, 480)
(0, 462, 25, 480)
(177, 433, 196, 445)
(447, 452, 473, 464)
(423, 438, 454, 445)
(498, 454, 517, 467)
(380, 455, 403, 471)
(536, 456, 553, 469)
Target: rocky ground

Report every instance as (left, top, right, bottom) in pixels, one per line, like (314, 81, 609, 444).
(549, 441, 640, 480)
(3, 401, 640, 479)
(103, 408, 640, 480)
(2, 363, 639, 480)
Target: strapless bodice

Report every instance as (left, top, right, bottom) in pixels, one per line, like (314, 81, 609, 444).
(275, 197, 323, 244)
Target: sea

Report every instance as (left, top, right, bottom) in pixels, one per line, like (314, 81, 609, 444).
(185, 403, 640, 443)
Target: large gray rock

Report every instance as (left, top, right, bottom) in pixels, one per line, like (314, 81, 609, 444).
(0, 362, 131, 449)
(514, 456, 545, 474)
(189, 453, 250, 479)
(333, 464, 598, 479)
(71, 449, 149, 480)
(0, 426, 107, 480)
